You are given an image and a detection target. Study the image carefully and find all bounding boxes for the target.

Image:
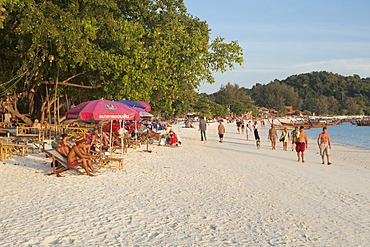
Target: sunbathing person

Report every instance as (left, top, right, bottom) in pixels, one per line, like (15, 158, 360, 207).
(67, 136, 98, 176)
(56, 133, 73, 157)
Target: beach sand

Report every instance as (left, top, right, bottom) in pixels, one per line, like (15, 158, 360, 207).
(1, 122, 369, 246)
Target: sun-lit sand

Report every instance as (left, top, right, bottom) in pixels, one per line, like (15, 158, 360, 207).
(1, 122, 369, 246)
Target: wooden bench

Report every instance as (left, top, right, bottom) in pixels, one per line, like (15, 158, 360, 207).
(43, 149, 84, 177)
(99, 157, 124, 170)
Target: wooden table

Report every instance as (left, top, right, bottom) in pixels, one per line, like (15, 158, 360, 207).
(0, 143, 13, 160)
(6, 143, 31, 156)
(99, 157, 124, 170)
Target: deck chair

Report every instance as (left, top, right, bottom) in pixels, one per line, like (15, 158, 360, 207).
(43, 149, 84, 177)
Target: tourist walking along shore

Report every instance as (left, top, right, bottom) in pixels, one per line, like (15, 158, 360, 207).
(218, 120, 225, 143)
(268, 125, 278, 150)
(317, 126, 332, 165)
(295, 126, 308, 163)
(199, 116, 207, 142)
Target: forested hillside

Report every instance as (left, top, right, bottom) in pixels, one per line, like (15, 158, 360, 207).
(250, 71, 370, 115)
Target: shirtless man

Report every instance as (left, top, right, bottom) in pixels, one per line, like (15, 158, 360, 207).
(295, 126, 308, 163)
(56, 133, 73, 157)
(268, 125, 278, 150)
(317, 126, 332, 165)
(67, 136, 98, 176)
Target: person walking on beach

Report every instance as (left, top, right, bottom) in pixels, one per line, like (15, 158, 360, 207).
(253, 120, 261, 149)
(218, 120, 226, 143)
(246, 120, 252, 141)
(268, 125, 278, 150)
(199, 116, 207, 142)
(291, 126, 299, 151)
(317, 126, 332, 165)
(236, 118, 241, 134)
(295, 126, 308, 163)
(280, 127, 290, 151)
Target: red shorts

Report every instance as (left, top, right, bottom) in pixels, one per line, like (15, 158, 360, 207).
(295, 142, 306, 152)
(68, 160, 80, 166)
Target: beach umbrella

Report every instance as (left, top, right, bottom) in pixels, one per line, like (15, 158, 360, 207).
(117, 99, 146, 110)
(136, 101, 151, 112)
(66, 99, 139, 156)
(139, 111, 154, 119)
(66, 99, 139, 121)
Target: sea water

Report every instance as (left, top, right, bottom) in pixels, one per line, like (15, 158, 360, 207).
(305, 122, 370, 150)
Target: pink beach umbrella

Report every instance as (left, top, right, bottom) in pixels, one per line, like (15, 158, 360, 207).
(66, 99, 139, 121)
(66, 99, 139, 156)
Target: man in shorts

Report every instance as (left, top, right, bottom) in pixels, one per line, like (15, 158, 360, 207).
(268, 124, 278, 150)
(295, 126, 308, 163)
(218, 120, 226, 143)
(317, 126, 332, 165)
(67, 136, 98, 176)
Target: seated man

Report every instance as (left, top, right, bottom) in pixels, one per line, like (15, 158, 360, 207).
(67, 136, 98, 176)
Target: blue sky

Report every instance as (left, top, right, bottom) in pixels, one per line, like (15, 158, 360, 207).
(183, 0, 370, 93)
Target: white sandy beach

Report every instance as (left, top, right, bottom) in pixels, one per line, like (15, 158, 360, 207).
(1, 122, 369, 246)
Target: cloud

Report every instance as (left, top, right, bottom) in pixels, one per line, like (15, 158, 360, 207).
(286, 58, 370, 77)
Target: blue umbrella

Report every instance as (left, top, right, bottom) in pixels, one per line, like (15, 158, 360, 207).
(117, 100, 146, 110)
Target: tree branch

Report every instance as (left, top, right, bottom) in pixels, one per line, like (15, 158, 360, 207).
(41, 81, 103, 89)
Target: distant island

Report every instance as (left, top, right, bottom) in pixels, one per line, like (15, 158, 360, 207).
(199, 71, 370, 117)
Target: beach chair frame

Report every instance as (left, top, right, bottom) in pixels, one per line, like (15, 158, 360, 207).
(43, 149, 84, 177)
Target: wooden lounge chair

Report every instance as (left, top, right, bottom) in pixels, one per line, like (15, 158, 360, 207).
(43, 149, 84, 177)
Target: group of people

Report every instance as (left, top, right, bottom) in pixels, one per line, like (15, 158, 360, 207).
(53, 133, 98, 176)
(199, 117, 262, 147)
(199, 117, 332, 165)
(159, 130, 181, 147)
(268, 125, 331, 164)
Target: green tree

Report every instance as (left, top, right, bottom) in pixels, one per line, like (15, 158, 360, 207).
(212, 83, 255, 115)
(0, 0, 244, 123)
(193, 93, 228, 117)
(250, 80, 300, 114)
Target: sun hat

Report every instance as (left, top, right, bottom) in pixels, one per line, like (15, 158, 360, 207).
(75, 135, 85, 144)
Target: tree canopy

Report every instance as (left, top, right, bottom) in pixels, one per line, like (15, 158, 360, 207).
(0, 0, 243, 123)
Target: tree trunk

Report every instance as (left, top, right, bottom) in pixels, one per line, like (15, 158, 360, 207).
(2, 100, 32, 126)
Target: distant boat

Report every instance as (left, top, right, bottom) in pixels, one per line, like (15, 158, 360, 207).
(275, 118, 310, 129)
(309, 117, 342, 128)
(310, 122, 327, 128)
(309, 119, 328, 128)
(356, 120, 370, 126)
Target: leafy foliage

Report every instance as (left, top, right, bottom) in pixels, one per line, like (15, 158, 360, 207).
(210, 83, 255, 115)
(282, 71, 370, 115)
(0, 0, 243, 122)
